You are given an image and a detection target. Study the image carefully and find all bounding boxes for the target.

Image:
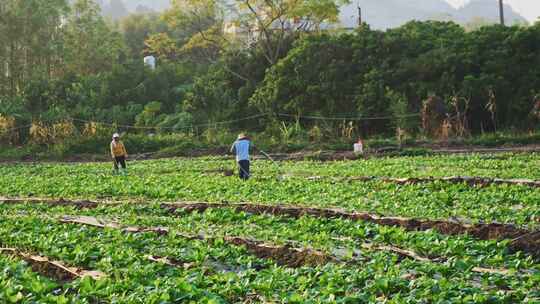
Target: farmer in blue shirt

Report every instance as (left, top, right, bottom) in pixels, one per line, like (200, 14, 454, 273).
(230, 133, 254, 180)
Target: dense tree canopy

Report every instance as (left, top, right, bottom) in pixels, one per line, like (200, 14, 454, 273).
(251, 21, 540, 134)
(0, 0, 539, 146)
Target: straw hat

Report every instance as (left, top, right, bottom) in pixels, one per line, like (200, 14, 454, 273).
(112, 133, 120, 139)
(237, 133, 247, 140)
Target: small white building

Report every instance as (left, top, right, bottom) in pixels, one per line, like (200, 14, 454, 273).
(143, 55, 156, 70)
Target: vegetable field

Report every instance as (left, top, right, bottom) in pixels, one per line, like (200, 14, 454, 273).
(1, 153, 540, 303)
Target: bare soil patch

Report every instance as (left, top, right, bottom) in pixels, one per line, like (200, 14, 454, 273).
(0, 248, 105, 282)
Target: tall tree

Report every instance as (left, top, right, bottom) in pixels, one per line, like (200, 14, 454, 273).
(233, 0, 350, 65)
(162, 0, 225, 62)
(120, 12, 168, 58)
(63, 0, 124, 75)
(0, 0, 69, 99)
(162, 0, 349, 82)
(164, 0, 349, 65)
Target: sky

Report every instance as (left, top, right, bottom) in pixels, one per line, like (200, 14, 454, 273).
(445, 0, 540, 22)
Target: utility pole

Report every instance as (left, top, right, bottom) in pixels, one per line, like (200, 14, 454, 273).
(358, 4, 362, 26)
(499, 0, 505, 26)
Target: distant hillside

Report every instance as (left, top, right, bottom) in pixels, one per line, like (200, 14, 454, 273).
(120, 0, 170, 12)
(95, 0, 527, 28)
(455, 0, 526, 24)
(340, 0, 527, 30)
(97, 0, 170, 20)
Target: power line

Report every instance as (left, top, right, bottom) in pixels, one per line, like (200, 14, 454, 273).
(277, 113, 420, 121)
(72, 113, 270, 131)
(1, 112, 420, 134)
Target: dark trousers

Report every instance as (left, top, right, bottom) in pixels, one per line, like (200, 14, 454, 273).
(238, 160, 250, 180)
(114, 156, 126, 170)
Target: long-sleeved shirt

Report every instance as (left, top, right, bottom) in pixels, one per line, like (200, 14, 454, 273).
(230, 139, 251, 161)
(111, 140, 128, 158)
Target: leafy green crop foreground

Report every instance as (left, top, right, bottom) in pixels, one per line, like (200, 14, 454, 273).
(0, 255, 67, 303)
(1, 203, 537, 271)
(1, 204, 540, 303)
(0, 154, 539, 226)
(0, 153, 539, 303)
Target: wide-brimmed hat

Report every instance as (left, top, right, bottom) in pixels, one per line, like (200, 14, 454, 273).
(112, 133, 120, 139)
(237, 133, 247, 140)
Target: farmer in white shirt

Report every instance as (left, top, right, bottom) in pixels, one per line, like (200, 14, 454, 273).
(353, 138, 364, 155)
(230, 133, 254, 180)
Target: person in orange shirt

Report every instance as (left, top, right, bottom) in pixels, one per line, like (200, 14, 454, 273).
(110, 133, 128, 174)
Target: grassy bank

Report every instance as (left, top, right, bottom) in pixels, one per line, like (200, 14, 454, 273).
(0, 131, 539, 162)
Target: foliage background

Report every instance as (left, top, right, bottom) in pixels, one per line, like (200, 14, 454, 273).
(0, 0, 539, 157)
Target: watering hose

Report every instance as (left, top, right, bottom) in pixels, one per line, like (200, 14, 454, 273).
(259, 150, 285, 180)
(259, 150, 278, 166)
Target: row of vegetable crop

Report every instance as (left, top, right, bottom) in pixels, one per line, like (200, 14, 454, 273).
(2, 202, 538, 272)
(1, 203, 539, 303)
(2, 152, 539, 179)
(2, 203, 536, 269)
(128, 153, 540, 179)
(0, 215, 270, 303)
(270, 153, 540, 180)
(0, 217, 532, 303)
(0, 161, 538, 226)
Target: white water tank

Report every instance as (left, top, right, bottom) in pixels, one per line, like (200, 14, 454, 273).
(144, 56, 156, 70)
